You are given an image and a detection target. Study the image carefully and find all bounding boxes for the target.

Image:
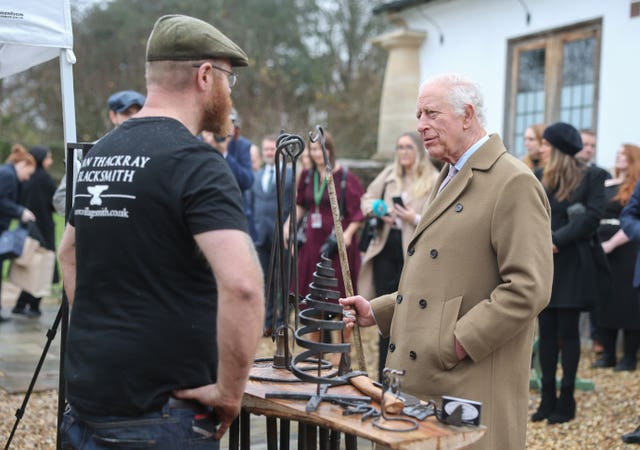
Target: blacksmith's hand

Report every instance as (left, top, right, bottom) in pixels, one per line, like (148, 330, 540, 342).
(339, 295, 376, 328)
(172, 383, 238, 440)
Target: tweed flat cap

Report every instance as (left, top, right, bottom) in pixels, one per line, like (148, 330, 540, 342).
(543, 122, 583, 156)
(146, 15, 248, 67)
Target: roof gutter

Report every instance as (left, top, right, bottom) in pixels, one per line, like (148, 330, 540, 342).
(372, 0, 433, 15)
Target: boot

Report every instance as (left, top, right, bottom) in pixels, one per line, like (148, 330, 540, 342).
(622, 425, 640, 444)
(531, 381, 556, 422)
(547, 384, 576, 424)
(616, 330, 640, 372)
(592, 353, 616, 368)
(614, 356, 637, 372)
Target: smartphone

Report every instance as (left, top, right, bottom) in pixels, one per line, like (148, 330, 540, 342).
(392, 196, 404, 207)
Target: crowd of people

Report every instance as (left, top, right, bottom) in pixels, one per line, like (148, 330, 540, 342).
(1, 12, 639, 449)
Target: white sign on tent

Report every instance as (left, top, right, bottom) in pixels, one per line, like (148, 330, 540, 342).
(0, 0, 77, 157)
(0, 0, 74, 78)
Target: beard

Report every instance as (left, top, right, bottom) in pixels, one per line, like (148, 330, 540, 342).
(201, 83, 232, 135)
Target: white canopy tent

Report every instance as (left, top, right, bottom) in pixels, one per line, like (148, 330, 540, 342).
(0, 0, 77, 147)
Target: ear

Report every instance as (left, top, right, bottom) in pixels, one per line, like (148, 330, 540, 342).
(194, 63, 213, 92)
(108, 110, 118, 124)
(462, 104, 475, 130)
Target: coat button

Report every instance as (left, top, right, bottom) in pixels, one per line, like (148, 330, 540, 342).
(408, 247, 415, 256)
(396, 294, 403, 304)
(430, 249, 438, 258)
(455, 203, 463, 212)
(389, 344, 396, 352)
(419, 298, 427, 309)
(409, 351, 417, 360)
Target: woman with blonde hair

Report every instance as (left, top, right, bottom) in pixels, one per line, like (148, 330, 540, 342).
(358, 131, 438, 380)
(593, 143, 640, 371)
(0, 144, 37, 322)
(522, 123, 546, 170)
(532, 122, 607, 424)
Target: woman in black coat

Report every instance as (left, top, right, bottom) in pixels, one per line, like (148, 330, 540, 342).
(531, 122, 607, 424)
(0, 145, 36, 322)
(594, 144, 640, 371)
(12, 146, 58, 317)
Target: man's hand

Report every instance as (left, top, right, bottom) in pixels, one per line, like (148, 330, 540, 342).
(172, 384, 237, 440)
(339, 295, 376, 328)
(455, 337, 468, 361)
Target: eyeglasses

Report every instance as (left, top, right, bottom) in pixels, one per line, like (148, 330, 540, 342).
(192, 63, 237, 88)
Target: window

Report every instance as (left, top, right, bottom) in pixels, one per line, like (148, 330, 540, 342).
(504, 20, 601, 158)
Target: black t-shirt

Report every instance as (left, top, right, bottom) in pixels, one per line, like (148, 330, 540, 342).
(66, 117, 248, 416)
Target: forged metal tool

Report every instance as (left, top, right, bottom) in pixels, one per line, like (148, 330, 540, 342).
(266, 385, 371, 413)
(308, 125, 367, 374)
(372, 369, 419, 432)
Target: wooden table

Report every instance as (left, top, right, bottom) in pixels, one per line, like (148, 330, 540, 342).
(228, 366, 485, 450)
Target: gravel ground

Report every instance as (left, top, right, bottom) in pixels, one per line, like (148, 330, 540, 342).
(1, 326, 638, 449)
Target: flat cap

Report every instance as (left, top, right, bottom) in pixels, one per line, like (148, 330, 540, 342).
(146, 15, 248, 67)
(543, 122, 583, 156)
(107, 90, 146, 113)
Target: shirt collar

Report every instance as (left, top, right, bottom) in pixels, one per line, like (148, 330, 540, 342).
(453, 134, 489, 171)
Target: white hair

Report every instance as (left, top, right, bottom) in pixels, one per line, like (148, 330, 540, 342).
(420, 73, 486, 127)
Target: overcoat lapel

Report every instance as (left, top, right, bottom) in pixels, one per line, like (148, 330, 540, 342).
(410, 134, 507, 247)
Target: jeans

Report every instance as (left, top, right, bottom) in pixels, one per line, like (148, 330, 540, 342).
(61, 399, 220, 449)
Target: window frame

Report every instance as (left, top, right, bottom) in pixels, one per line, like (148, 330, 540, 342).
(503, 19, 602, 157)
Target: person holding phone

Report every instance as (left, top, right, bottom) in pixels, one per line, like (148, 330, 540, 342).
(358, 131, 438, 381)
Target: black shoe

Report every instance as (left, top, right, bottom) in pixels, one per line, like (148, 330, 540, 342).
(614, 358, 637, 372)
(26, 309, 42, 318)
(547, 387, 576, 424)
(11, 306, 28, 316)
(531, 402, 555, 422)
(622, 425, 640, 444)
(531, 387, 556, 422)
(592, 356, 616, 368)
(0, 315, 11, 323)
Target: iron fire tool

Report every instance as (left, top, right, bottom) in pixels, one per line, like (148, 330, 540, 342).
(266, 254, 371, 411)
(251, 131, 332, 380)
(372, 369, 419, 432)
(268, 132, 305, 369)
(267, 248, 403, 413)
(266, 127, 405, 416)
(308, 125, 367, 374)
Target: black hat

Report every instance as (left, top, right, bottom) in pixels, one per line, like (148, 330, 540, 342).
(146, 15, 248, 67)
(29, 145, 50, 167)
(542, 122, 583, 156)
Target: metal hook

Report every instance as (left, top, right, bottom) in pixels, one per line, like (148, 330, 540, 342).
(308, 125, 331, 172)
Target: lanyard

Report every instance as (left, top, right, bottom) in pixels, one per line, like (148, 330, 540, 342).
(313, 170, 328, 207)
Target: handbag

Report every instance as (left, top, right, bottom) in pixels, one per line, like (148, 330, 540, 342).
(0, 225, 28, 259)
(9, 246, 56, 297)
(296, 213, 308, 247)
(358, 181, 389, 253)
(358, 216, 381, 253)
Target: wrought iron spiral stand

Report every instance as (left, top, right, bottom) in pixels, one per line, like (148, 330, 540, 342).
(291, 254, 351, 384)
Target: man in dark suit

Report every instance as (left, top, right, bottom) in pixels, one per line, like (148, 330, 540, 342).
(248, 135, 293, 336)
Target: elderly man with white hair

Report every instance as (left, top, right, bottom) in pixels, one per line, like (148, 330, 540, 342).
(341, 73, 553, 450)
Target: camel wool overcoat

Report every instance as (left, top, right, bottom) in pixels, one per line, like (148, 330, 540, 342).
(371, 135, 553, 450)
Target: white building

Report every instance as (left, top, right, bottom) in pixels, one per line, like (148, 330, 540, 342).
(373, 0, 640, 169)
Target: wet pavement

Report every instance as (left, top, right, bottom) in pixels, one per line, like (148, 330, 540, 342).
(0, 282, 61, 394)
